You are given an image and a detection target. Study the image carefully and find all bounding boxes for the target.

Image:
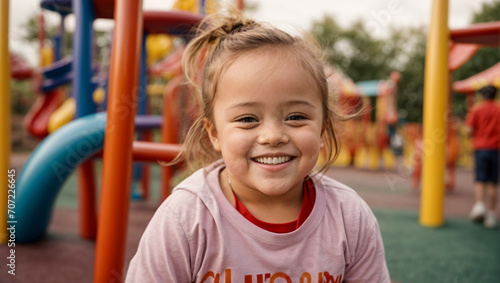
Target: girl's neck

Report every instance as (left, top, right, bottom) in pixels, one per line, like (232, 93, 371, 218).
(219, 168, 304, 223)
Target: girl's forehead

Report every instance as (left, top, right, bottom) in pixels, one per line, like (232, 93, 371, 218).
(223, 48, 314, 80)
(215, 49, 323, 106)
(232, 47, 296, 64)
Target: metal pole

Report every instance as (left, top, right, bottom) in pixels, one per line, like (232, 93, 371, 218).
(0, 0, 10, 244)
(93, 0, 143, 281)
(420, 0, 449, 227)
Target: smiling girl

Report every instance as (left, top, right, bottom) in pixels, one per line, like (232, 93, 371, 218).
(126, 10, 390, 283)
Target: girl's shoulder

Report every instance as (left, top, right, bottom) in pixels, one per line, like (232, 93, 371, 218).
(161, 161, 225, 218)
(314, 174, 362, 202)
(314, 174, 377, 226)
(169, 160, 224, 198)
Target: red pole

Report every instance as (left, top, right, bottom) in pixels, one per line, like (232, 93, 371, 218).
(140, 130, 153, 199)
(78, 160, 96, 239)
(161, 76, 181, 201)
(93, 0, 143, 281)
(38, 13, 45, 49)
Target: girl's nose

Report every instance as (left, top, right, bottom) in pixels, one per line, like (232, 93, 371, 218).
(257, 122, 289, 146)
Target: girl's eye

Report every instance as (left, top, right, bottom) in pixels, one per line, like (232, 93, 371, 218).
(286, 114, 307, 121)
(237, 116, 258, 123)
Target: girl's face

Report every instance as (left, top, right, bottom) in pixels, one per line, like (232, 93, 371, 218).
(205, 49, 324, 200)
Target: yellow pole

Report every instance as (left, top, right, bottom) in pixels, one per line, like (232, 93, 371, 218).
(0, 0, 11, 243)
(420, 0, 449, 227)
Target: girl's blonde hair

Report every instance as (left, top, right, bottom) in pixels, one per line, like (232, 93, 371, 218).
(175, 9, 355, 175)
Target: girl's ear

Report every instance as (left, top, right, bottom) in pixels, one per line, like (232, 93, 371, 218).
(203, 118, 221, 152)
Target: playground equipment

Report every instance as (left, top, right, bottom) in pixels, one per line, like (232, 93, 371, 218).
(420, 0, 452, 227)
(411, 118, 461, 191)
(23, 13, 66, 139)
(329, 71, 399, 170)
(10, 53, 33, 80)
(315, 67, 361, 167)
(454, 62, 500, 98)
(40, 0, 201, 237)
(15, 112, 180, 242)
(94, 2, 204, 281)
(405, 22, 500, 192)
(450, 22, 500, 99)
(11, 0, 205, 281)
(352, 72, 400, 170)
(419, 0, 500, 227)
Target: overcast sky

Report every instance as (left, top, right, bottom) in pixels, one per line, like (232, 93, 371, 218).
(8, 0, 496, 65)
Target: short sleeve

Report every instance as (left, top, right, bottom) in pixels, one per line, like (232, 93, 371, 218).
(344, 201, 391, 283)
(125, 203, 192, 283)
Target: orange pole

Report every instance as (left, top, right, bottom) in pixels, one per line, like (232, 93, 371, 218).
(140, 130, 153, 199)
(133, 141, 181, 162)
(161, 76, 181, 201)
(91, 142, 181, 163)
(93, 0, 143, 281)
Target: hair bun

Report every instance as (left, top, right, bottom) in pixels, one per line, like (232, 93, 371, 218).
(221, 19, 257, 35)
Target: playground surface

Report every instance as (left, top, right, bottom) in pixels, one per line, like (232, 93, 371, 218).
(1, 153, 499, 283)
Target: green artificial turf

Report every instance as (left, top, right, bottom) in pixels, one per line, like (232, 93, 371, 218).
(375, 209, 500, 283)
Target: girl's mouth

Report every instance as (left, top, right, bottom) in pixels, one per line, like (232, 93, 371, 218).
(253, 156, 293, 165)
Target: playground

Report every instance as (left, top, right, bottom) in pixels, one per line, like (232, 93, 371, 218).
(2, 0, 500, 282)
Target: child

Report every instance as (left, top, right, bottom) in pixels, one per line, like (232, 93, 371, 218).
(465, 85, 499, 228)
(126, 10, 390, 282)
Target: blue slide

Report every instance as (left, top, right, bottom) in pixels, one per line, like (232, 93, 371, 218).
(15, 113, 107, 242)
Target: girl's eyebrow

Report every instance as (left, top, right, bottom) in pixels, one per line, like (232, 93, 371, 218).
(285, 100, 316, 108)
(225, 101, 259, 111)
(226, 100, 316, 111)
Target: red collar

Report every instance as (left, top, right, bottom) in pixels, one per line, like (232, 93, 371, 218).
(232, 179, 316, 233)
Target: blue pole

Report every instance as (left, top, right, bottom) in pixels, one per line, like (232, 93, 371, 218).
(138, 33, 147, 116)
(72, 0, 96, 118)
(132, 33, 148, 199)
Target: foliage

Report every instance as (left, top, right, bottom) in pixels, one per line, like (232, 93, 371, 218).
(11, 80, 36, 115)
(310, 1, 500, 122)
(472, 0, 500, 23)
(20, 12, 58, 43)
(395, 27, 427, 122)
(311, 17, 404, 81)
(311, 16, 426, 122)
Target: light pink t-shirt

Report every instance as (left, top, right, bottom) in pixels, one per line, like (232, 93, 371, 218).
(126, 161, 390, 283)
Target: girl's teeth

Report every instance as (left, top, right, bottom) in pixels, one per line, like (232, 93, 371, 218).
(256, 156, 290, 165)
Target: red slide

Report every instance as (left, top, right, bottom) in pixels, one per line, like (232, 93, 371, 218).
(24, 88, 65, 139)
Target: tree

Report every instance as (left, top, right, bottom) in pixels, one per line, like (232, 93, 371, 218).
(311, 16, 403, 81)
(472, 0, 500, 23)
(311, 15, 425, 122)
(21, 13, 58, 43)
(394, 27, 427, 122)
